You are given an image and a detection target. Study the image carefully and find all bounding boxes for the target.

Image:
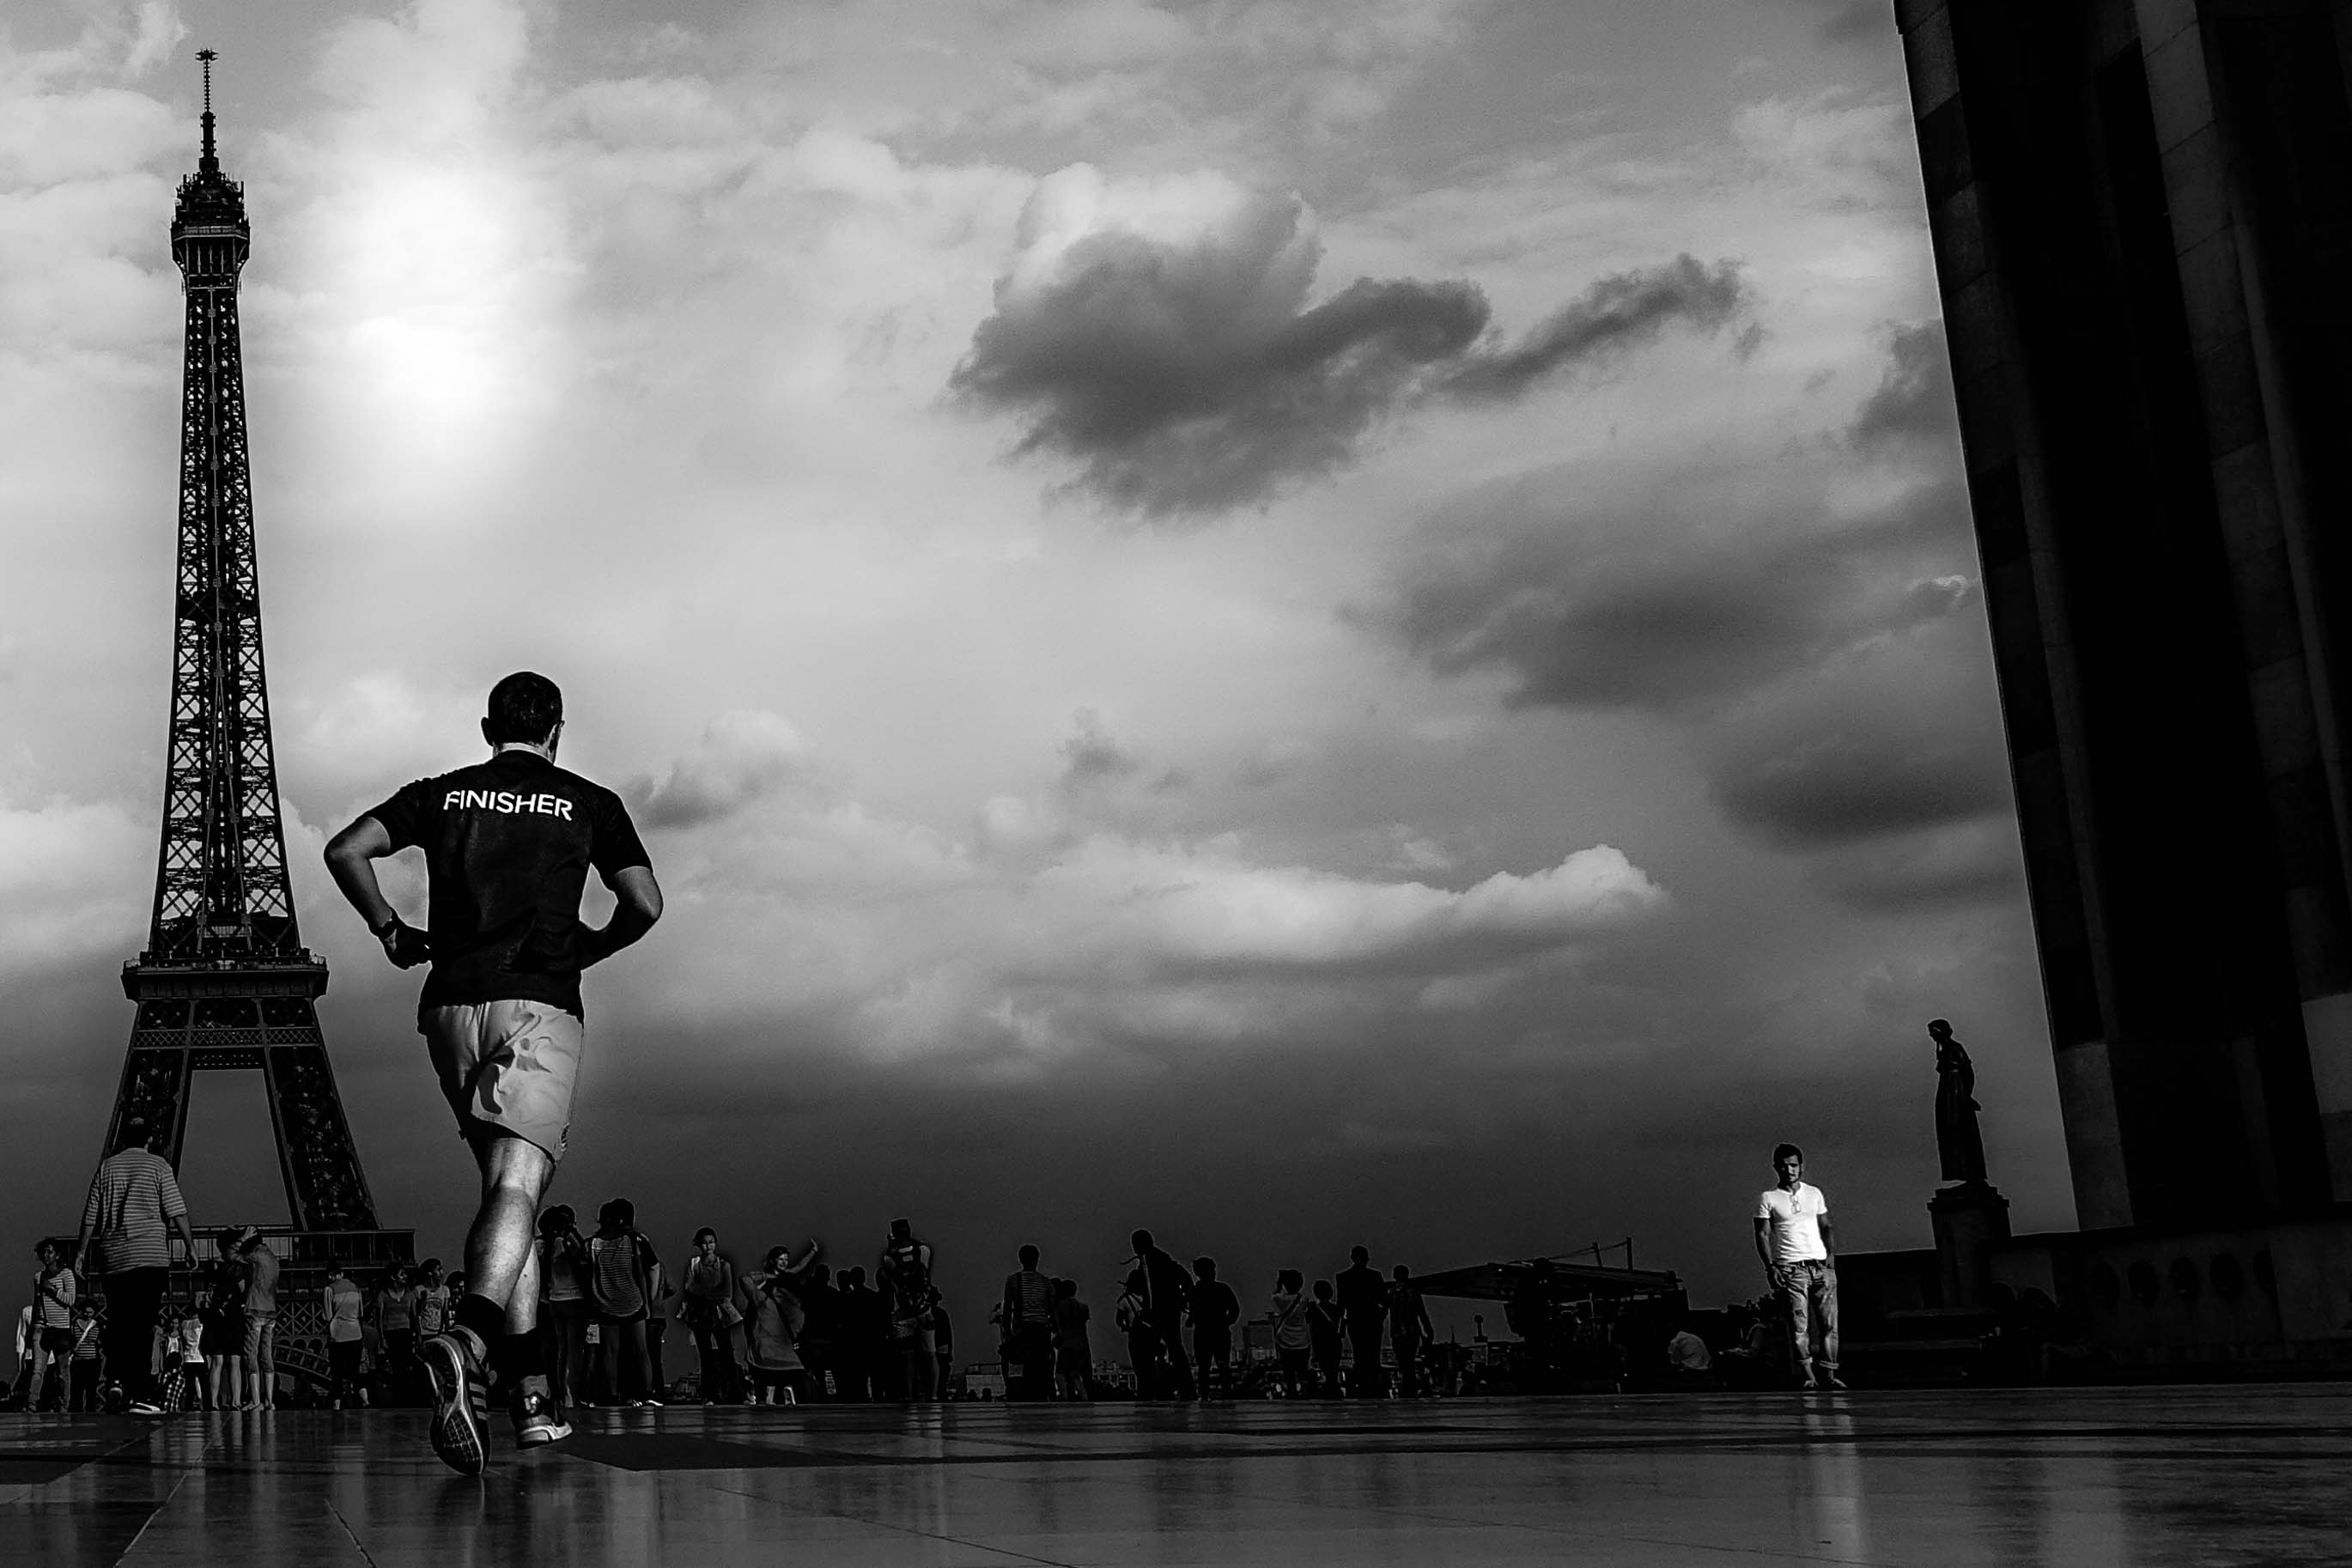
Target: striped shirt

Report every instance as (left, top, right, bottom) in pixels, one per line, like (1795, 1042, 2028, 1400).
(1004, 1269, 1054, 1328)
(31, 1267, 77, 1330)
(78, 1149, 187, 1273)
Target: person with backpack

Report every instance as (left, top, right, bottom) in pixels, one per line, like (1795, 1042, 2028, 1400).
(1270, 1269, 1312, 1397)
(1127, 1231, 1194, 1400)
(588, 1199, 665, 1406)
(877, 1219, 939, 1402)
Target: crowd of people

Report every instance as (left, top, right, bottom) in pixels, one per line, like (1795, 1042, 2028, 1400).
(12, 1124, 1846, 1419)
(516, 1212, 1451, 1408)
(7, 1210, 1461, 1413)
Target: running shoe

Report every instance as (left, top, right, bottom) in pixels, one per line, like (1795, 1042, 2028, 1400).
(419, 1327, 491, 1476)
(510, 1374, 572, 1447)
(127, 1401, 167, 1418)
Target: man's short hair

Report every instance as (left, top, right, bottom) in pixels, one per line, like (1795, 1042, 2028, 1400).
(1772, 1142, 1804, 1164)
(485, 671, 563, 744)
(1018, 1244, 1040, 1267)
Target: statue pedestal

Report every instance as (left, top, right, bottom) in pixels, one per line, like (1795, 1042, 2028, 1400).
(1929, 1182, 2011, 1310)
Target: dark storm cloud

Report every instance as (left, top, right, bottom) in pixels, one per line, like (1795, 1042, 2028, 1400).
(1846, 320, 1959, 452)
(1696, 600, 2020, 907)
(1058, 708, 1144, 787)
(1372, 465, 1973, 714)
(950, 195, 1750, 516)
(1439, 255, 1749, 404)
(1708, 700, 2009, 849)
(1796, 0, 1897, 44)
(1805, 823, 2027, 913)
(632, 712, 807, 830)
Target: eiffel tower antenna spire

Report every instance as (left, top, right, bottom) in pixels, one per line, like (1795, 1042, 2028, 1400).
(198, 48, 219, 173)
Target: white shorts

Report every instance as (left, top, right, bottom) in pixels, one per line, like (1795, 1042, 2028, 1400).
(421, 1000, 583, 1159)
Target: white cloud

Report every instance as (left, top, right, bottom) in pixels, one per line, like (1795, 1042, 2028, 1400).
(0, 793, 148, 974)
(600, 712, 1665, 1062)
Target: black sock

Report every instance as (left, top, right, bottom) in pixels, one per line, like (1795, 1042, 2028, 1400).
(502, 1331, 547, 1384)
(454, 1293, 504, 1350)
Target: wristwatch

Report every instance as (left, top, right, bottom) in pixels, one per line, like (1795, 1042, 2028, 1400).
(371, 915, 401, 940)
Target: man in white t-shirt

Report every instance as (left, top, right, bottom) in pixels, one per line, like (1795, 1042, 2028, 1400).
(1753, 1142, 1842, 1391)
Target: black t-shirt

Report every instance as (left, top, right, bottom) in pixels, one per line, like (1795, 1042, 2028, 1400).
(1335, 1263, 1386, 1328)
(368, 750, 651, 1018)
(1192, 1280, 1240, 1336)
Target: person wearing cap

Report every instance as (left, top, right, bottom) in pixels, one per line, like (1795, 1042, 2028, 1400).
(75, 1114, 196, 1414)
(325, 672, 659, 1474)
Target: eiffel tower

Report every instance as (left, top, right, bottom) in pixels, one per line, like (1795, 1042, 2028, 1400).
(100, 56, 399, 1281)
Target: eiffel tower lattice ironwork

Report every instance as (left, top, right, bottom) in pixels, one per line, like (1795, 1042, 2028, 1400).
(104, 52, 380, 1233)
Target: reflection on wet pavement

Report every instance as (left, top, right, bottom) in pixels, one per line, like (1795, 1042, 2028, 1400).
(5, 1385, 2348, 1565)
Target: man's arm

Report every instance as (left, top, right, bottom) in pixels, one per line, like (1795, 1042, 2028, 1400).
(1819, 1213, 1836, 1266)
(1753, 1217, 1775, 1272)
(160, 1170, 196, 1262)
(324, 817, 430, 968)
(582, 865, 661, 967)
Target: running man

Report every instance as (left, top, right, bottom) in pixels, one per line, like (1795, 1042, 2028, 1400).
(326, 672, 660, 1474)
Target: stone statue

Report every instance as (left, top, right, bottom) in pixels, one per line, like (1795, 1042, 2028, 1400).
(1930, 1018, 1988, 1186)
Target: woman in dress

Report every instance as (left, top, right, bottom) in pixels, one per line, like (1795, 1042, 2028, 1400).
(743, 1241, 821, 1405)
(200, 1228, 246, 1410)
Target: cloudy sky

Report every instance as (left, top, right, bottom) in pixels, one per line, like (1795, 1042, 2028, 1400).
(2, 0, 2067, 1328)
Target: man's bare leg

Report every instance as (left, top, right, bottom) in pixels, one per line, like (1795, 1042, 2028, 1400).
(424, 1130, 563, 1473)
(462, 1132, 553, 1335)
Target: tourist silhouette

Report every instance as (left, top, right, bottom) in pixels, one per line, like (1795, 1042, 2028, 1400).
(1334, 1245, 1386, 1397)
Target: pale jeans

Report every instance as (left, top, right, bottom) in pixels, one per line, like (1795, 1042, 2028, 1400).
(1773, 1259, 1838, 1376)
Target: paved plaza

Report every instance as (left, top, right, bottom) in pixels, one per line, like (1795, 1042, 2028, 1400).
(3, 1385, 2346, 1566)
